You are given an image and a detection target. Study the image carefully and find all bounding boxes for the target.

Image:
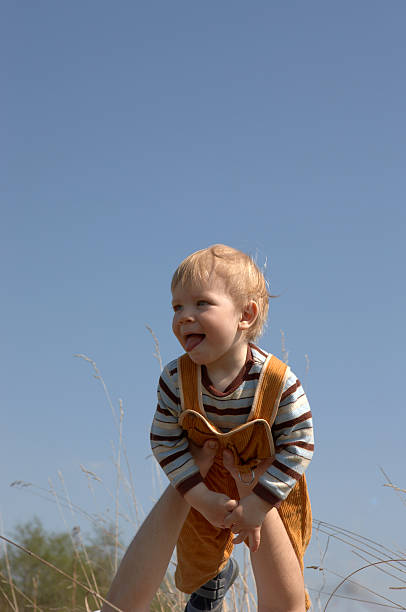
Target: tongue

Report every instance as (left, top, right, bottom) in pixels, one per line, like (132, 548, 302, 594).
(185, 334, 204, 352)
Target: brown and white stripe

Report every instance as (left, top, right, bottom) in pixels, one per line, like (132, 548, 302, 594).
(150, 344, 314, 502)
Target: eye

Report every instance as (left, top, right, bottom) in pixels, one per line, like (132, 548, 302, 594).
(197, 300, 209, 307)
(172, 304, 182, 312)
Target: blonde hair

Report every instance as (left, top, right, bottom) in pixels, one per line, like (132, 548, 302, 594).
(171, 244, 269, 341)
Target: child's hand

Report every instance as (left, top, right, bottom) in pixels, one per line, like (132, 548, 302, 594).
(184, 482, 238, 529)
(223, 493, 271, 552)
(231, 526, 262, 553)
(224, 492, 271, 529)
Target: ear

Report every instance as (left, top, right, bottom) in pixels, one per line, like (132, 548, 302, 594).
(238, 300, 258, 331)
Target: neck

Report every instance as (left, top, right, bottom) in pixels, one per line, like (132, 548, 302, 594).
(205, 342, 249, 392)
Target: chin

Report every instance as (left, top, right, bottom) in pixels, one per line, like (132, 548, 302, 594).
(185, 350, 208, 365)
(187, 354, 205, 365)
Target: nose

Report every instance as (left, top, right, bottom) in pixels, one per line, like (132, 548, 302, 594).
(178, 308, 194, 324)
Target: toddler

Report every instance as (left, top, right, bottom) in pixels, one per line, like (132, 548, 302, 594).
(150, 244, 314, 611)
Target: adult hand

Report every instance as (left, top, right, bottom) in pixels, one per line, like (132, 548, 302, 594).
(189, 439, 218, 478)
(222, 450, 273, 499)
(222, 450, 274, 552)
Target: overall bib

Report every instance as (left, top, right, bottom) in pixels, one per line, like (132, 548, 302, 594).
(175, 353, 312, 610)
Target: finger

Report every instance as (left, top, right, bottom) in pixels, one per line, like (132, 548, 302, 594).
(189, 440, 218, 478)
(224, 499, 238, 513)
(223, 512, 236, 528)
(224, 517, 233, 528)
(205, 439, 218, 451)
(252, 456, 273, 478)
(222, 449, 238, 475)
(248, 527, 261, 554)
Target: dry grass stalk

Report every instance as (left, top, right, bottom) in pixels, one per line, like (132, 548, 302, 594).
(0, 578, 18, 612)
(10, 480, 100, 527)
(48, 476, 102, 606)
(57, 468, 104, 607)
(80, 464, 102, 498)
(242, 545, 251, 612)
(32, 575, 38, 612)
(1, 569, 45, 611)
(146, 325, 163, 372)
(384, 484, 406, 495)
(72, 552, 77, 610)
(310, 519, 406, 609)
(5, 348, 406, 610)
(0, 516, 19, 612)
(380, 468, 406, 511)
(0, 534, 123, 612)
(75, 354, 119, 428)
(113, 399, 124, 574)
(75, 353, 141, 528)
(314, 519, 406, 582)
(323, 557, 406, 611)
(280, 329, 289, 364)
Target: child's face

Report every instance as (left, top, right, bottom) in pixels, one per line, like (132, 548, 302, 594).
(171, 275, 248, 370)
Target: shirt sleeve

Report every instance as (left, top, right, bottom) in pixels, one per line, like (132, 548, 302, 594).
(253, 368, 314, 507)
(150, 363, 203, 495)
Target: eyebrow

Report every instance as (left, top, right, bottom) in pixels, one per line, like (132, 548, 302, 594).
(171, 291, 210, 304)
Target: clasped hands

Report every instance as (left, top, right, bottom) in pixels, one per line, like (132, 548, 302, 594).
(185, 443, 273, 553)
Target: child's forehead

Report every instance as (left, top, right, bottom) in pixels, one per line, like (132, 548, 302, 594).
(172, 275, 228, 297)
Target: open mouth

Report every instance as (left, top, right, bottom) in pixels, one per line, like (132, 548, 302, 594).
(184, 334, 205, 352)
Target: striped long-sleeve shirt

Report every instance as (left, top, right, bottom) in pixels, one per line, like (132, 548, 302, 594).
(150, 344, 314, 507)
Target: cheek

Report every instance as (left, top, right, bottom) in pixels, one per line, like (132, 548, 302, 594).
(172, 316, 180, 337)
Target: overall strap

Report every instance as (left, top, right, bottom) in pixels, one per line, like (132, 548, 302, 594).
(179, 351, 287, 429)
(251, 354, 288, 426)
(178, 353, 204, 415)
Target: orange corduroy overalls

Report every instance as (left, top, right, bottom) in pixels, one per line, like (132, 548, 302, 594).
(174, 352, 312, 610)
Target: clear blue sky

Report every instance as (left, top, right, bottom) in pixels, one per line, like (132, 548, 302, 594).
(2, 2, 406, 608)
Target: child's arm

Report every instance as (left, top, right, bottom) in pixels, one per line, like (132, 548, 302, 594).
(252, 369, 314, 507)
(184, 481, 238, 528)
(221, 369, 314, 553)
(151, 367, 239, 527)
(150, 364, 204, 493)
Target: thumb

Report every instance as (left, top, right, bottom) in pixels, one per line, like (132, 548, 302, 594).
(223, 506, 237, 528)
(225, 498, 238, 513)
(206, 439, 218, 449)
(202, 439, 218, 456)
(222, 449, 236, 474)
